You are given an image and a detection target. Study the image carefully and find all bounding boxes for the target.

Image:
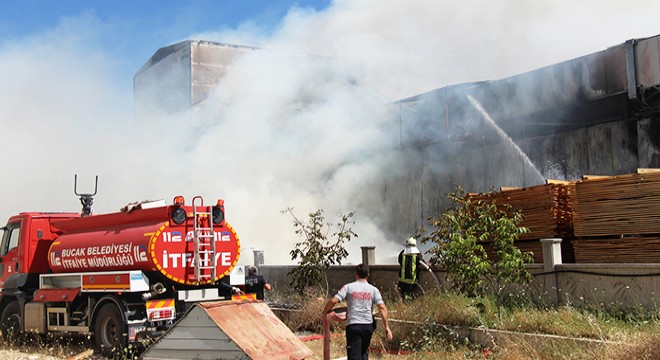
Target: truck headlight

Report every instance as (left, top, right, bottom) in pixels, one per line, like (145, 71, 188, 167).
(171, 207, 187, 225)
(212, 206, 224, 225)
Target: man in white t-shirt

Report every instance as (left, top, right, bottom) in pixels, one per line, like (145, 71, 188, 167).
(322, 264, 393, 360)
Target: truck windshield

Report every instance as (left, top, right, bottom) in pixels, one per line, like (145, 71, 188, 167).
(0, 222, 20, 256)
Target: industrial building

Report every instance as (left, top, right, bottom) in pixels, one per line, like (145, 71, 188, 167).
(135, 36, 660, 250)
(134, 40, 258, 119)
(389, 35, 660, 239)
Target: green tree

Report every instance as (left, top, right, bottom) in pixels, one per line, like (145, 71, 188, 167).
(283, 208, 357, 294)
(421, 184, 533, 302)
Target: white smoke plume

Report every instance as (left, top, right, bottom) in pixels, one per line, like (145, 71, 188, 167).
(1, 1, 660, 264)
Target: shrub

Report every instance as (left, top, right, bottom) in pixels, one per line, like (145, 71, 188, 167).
(283, 208, 357, 295)
(421, 184, 533, 309)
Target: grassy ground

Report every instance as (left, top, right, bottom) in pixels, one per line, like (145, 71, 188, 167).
(279, 289, 660, 360)
(299, 322, 660, 360)
(2, 290, 659, 360)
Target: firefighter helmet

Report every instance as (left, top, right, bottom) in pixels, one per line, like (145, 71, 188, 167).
(406, 237, 416, 247)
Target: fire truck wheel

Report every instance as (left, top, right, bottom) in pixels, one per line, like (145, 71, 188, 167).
(94, 303, 126, 355)
(1, 301, 22, 344)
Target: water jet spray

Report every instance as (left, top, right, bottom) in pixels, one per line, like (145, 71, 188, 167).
(467, 95, 545, 184)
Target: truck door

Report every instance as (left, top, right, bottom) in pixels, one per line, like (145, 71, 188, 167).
(0, 222, 21, 288)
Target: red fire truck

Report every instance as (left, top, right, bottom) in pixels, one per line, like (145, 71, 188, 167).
(0, 180, 241, 353)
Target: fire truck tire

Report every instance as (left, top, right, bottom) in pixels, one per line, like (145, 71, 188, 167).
(94, 303, 126, 355)
(1, 301, 22, 344)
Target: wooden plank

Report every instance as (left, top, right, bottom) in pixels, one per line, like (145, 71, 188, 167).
(546, 179, 572, 185)
(637, 168, 660, 174)
(581, 175, 616, 180)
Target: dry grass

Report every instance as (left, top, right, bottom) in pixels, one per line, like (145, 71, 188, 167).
(281, 289, 660, 360)
(0, 334, 94, 359)
(387, 291, 488, 327)
(277, 286, 345, 334)
(301, 331, 490, 360)
(498, 306, 614, 339)
(301, 330, 660, 360)
(494, 332, 660, 360)
(0, 333, 144, 360)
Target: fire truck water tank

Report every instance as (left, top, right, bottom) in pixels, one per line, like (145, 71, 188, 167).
(48, 218, 240, 285)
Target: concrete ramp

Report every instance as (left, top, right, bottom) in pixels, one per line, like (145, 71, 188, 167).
(141, 300, 313, 360)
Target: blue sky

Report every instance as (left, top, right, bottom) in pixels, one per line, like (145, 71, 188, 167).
(0, 0, 331, 88)
(0, 1, 330, 36)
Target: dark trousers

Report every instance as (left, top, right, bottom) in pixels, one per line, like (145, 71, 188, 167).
(398, 281, 417, 300)
(345, 323, 374, 360)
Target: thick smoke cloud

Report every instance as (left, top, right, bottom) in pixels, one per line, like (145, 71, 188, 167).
(2, 1, 660, 264)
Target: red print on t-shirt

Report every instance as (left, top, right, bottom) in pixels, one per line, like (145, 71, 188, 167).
(351, 292, 372, 300)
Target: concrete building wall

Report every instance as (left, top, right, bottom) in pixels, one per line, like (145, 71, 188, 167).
(638, 118, 660, 167)
(134, 42, 192, 116)
(521, 119, 640, 179)
(189, 41, 257, 105)
(134, 40, 257, 119)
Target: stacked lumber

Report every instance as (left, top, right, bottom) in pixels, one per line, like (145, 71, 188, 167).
(572, 170, 660, 237)
(482, 239, 576, 264)
(466, 183, 575, 264)
(461, 169, 660, 263)
(469, 182, 575, 241)
(573, 237, 660, 263)
(481, 240, 544, 263)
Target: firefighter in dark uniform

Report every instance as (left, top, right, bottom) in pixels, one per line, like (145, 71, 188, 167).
(245, 266, 272, 300)
(397, 237, 430, 300)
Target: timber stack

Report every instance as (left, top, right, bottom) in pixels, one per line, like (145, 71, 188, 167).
(468, 182, 575, 263)
(467, 169, 660, 264)
(571, 169, 660, 263)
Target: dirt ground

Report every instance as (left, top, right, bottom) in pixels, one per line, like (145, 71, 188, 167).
(0, 335, 96, 360)
(0, 349, 64, 360)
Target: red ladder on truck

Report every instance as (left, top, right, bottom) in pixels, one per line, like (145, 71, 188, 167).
(192, 196, 217, 284)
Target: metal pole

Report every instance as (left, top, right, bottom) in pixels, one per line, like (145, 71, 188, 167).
(253, 250, 264, 267)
